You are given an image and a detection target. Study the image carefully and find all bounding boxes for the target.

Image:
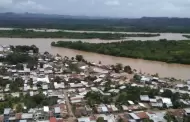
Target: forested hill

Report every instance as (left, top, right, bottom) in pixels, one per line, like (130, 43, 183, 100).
(1, 13, 190, 33)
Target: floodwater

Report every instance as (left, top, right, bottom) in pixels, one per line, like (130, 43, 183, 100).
(0, 38, 190, 80)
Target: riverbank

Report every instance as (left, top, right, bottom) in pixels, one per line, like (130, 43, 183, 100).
(51, 40, 190, 64)
(0, 37, 190, 79)
(0, 29, 160, 40)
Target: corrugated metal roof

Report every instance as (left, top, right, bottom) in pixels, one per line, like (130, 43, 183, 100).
(19, 120, 27, 122)
(129, 113, 140, 120)
(21, 113, 33, 119)
(54, 107, 61, 114)
(4, 108, 11, 115)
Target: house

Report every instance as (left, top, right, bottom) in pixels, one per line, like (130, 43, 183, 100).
(4, 108, 11, 115)
(122, 105, 128, 111)
(44, 106, 49, 113)
(4, 108, 11, 122)
(54, 107, 61, 118)
(161, 98, 173, 108)
(0, 93, 4, 101)
(128, 113, 140, 120)
(128, 101, 135, 105)
(141, 76, 150, 83)
(140, 95, 150, 102)
(21, 113, 33, 121)
(146, 111, 167, 122)
(96, 104, 108, 113)
(187, 80, 190, 85)
(96, 114, 116, 122)
(184, 108, 190, 116)
(78, 117, 91, 122)
(50, 117, 57, 122)
(42, 84, 48, 90)
(135, 111, 149, 120)
(33, 110, 49, 121)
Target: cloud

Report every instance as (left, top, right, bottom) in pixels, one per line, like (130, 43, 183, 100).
(1, 0, 190, 17)
(14, 0, 47, 11)
(0, 0, 48, 12)
(104, 0, 120, 6)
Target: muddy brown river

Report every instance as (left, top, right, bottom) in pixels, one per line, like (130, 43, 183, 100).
(0, 37, 190, 80)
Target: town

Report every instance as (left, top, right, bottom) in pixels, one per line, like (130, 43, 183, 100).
(0, 45, 190, 122)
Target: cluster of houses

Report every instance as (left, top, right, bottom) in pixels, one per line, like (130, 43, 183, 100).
(1, 45, 190, 122)
(0, 104, 67, 122)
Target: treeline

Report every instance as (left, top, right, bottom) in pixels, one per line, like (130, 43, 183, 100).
(10, 45, 39, 53)
(0, 29, 159, 39)
(1, 13, 190, 33)
(51, 39, 190, 64)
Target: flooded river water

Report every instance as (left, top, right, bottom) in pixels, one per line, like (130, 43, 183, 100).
(0, 37, 190, 80)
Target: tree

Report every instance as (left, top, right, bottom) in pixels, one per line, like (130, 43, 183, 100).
(15, 64, 24, 70)
(97, 117, 104, 122)
(16, 103, 23, 113)
(124, 65, 132, 74)
(142, 119, 154, 122)
(9, 81, 20, 92)
(181, 93, 190, 100)
(75, 55, 83, 62)
(44, 51, 49, 55)
(161, 89, 173, 98)
(116, 63, 123, 70)
(54, 76, 62, 83)
(71, 57, 74, 60)
(133, 74, 141, 82)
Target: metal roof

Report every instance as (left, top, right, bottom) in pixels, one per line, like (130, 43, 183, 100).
(4, 108, 11, 115)
(129, 113, 140, 120)
(140, 95, 149, 101)
(21, 113, 33, 119)
(54, 107, 61, 114)
(19, 120, 27, 122)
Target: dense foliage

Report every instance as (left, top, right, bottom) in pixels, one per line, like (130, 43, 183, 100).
(0, 93, 58, 114)
(0, 30, 159, 39)
(0, 45, 38, 64)
(10, 45, 39, 53)
(0, 53, 37, 64)
(1, 13, 190, 33)
(52, 40, 190, 64)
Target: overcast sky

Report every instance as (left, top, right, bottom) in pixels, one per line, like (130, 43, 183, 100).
(0, 0, 190, 18)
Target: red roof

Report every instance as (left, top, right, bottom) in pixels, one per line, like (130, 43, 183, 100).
(50, 117, 57, 122)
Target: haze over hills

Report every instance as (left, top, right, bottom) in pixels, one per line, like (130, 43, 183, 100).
(1, 12, 190, 33)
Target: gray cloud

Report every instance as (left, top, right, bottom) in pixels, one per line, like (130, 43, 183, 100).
(0, 0, 190, 17)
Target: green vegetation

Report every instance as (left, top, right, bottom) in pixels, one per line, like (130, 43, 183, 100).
(0, 29, 159, 40)
(164, 113, 178, 122)
(0, 45, 38, 64)
(0, 93, 58, 114)
(2, 13, 190, 33)
(96, 117, 104, 122)
(85, 82, 188, 109)
(52, 40, 190, 64)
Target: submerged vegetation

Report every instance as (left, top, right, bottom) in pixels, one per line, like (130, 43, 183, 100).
(51, 39, 190, 64)
(0, 29, 159, 40)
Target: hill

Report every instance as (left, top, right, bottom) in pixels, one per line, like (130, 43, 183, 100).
(0, 13, 190, 33)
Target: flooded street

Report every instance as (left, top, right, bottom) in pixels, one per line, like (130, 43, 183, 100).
(0, 37, 190, 80)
